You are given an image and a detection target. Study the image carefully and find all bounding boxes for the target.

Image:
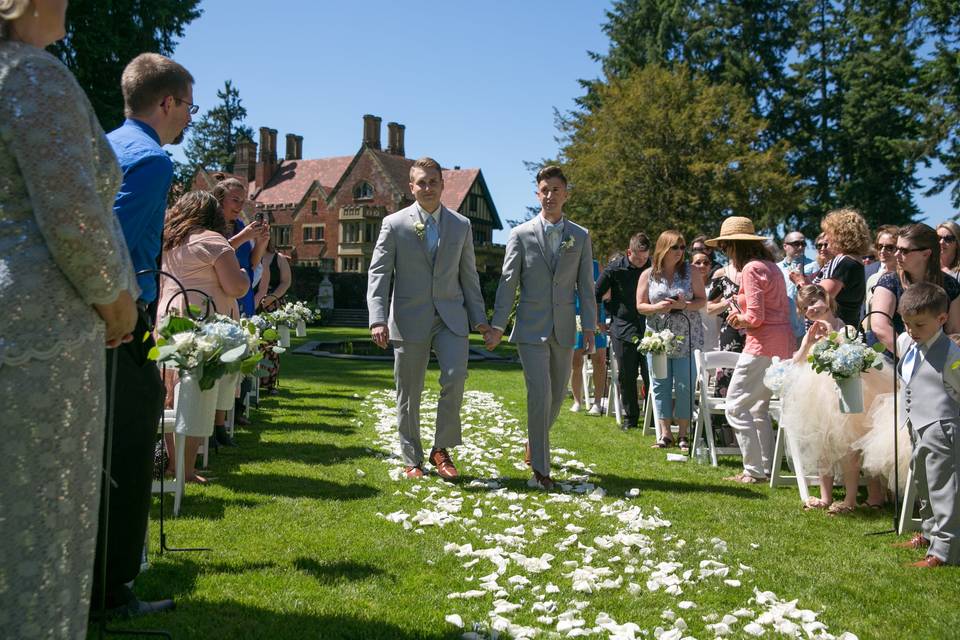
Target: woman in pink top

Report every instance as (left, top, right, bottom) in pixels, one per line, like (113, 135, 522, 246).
(157, 191, 249, 483)
(706, 217, 792, 483)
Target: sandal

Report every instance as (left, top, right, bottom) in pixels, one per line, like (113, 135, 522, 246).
(678, 437, 690, 453)
(651, 436, 674, 449)
(803, 497, 830, 511)
(723, 472, 767, 484)
(827, 501, 857, 515)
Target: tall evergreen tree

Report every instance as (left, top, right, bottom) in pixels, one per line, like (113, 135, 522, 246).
(50, 0, 202, 131)
(562, 65, 800, 258)
(182, 80, 254, 175)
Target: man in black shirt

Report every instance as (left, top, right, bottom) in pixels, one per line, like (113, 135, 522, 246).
(596, 233, 651, 430)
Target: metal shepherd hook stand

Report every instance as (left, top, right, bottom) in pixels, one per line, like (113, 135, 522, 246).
(95, 269, 217, 639)
(853, 310, 901, 535)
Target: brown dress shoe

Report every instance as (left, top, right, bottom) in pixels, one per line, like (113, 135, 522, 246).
(404, 465, 424, 479)
(524, 443, 531, 466)
(892, 533, 930, 549)
(429, 448, 459, 481)
(532, 470, 554, 491)
(909, 555, 946, 568)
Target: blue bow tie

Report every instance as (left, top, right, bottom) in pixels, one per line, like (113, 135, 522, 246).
(545, 222, 562, 237)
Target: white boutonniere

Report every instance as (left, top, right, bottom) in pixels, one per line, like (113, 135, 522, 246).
(414, 222, 426, 239)
(560, 236, 575, 252)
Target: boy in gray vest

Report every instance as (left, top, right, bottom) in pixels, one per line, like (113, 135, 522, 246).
(892, 282, 960, 567)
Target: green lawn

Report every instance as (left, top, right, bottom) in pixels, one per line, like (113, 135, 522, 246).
(111, 326, 960, 640)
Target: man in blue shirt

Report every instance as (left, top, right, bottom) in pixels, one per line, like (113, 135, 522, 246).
(92, 53, 194, 620)
(777, 231, 813, 345)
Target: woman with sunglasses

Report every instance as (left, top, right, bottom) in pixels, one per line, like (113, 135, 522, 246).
(937, 222, 960, 281)
(636, 230, 706, 451)
(871, 223, 960, 353)
(863, 225, 899, 334)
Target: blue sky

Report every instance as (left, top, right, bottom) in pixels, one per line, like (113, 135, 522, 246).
(169, 0, 956, 245)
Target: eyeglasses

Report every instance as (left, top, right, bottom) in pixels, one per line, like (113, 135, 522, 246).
(785, 240, 806, 248)
(815, 243, 829, 250)
(894, 246, 926, 255)
(174, 97, 199, 114)
(670, 245, 686, 251)
(938, 235, 957, 244)
(877, 244, 897, 252)
(862, 255, 877, 262)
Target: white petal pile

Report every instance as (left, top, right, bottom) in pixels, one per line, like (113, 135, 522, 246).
(362, 389, 859, 640)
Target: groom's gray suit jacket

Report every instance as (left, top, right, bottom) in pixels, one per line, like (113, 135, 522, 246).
(491, 216, 596, 345)
(367, 203, 486, 341)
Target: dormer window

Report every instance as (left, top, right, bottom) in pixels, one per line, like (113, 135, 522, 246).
(353, 181, 374, 201)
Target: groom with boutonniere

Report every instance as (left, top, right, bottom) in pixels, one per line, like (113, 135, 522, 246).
(367, 157, 490, 481)
(486, 166, 596, 490)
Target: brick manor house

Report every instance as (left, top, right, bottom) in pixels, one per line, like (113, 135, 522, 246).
(193, 115, 505, 274)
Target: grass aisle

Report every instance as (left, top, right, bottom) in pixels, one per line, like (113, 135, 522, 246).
(123, 327, 960, 640)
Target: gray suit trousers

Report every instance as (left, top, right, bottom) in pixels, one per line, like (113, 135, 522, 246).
(393, 314, 469, 467)
(912, 418, 960, 564)
(517, 336, 573, 476)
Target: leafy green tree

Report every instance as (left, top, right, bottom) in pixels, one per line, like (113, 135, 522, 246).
(562, 65, 801, 258)
(182, 80, 254, 175)
(50, 0, 202, 132)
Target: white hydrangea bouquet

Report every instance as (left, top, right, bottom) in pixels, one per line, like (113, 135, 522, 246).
(762, 356, 793, 398)
(635, 328, 684, 378)
(808, 329, 884, 413)
(635, 328, 684, 356)
(150, 313, 267, 391)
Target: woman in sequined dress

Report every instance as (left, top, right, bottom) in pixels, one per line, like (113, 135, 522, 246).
(0, 2, 138, 637)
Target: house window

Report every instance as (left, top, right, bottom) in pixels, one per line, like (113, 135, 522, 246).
(311, 199, 318, 214)
(341, 257, 361, 272)
(342, 222, 360, 243)
(272, 225, 292, 248)
(320, 258, 335, 271)
(474, 229, 486, 244)
(364, 222, 379, 242)
(353, 181, 374, 200)
(303, 225, 324, 243)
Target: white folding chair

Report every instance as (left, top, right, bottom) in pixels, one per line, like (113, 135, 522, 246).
(608, 351, 623, 425)
(898, 462, 923, 534)
(152, 383, 185, 517)
(691, 350, 743, 466)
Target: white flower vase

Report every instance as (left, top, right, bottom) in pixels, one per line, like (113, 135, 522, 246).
(652, 352, 668, 379)
(175, 373, 218, 437)
(216, 372, 240, 411)
(296, 319, 307, 337)
(278, 324, 291, 348)
(837, 375, 864, 414)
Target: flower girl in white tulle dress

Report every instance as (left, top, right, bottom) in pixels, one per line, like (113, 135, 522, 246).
(778, 285, 891, 514)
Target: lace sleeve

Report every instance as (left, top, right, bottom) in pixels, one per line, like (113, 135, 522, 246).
(0, 51, 135, 306)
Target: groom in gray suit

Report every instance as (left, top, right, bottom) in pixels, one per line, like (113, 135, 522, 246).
(367, 157, 489, 480)
(486, 166, 596, 489)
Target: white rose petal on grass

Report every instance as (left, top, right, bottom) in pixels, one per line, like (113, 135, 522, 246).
(743, 622, 766, 636)
(444, 614, 464, 628)
(678, 601, 696, 610)
(724, 579, 742, 588)
(355, 468, 366, 477)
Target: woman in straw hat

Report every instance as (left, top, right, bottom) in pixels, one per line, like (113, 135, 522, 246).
(706, 217, 793, 483)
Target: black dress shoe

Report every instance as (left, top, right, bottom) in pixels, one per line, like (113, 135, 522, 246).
(214, 424, 237, 447)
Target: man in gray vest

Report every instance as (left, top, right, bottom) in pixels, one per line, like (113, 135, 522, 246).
(892, 282, 960, 567)
(486, 166, 596, 490)
(367, 157, 489, 480)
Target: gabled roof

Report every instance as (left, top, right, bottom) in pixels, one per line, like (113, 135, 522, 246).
(440, 168, 479, 211)
(256, 157, 354, 206)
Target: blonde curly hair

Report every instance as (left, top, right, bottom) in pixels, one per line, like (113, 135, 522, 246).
(820, 208, 871, 256)
(0, 0, 30, 39)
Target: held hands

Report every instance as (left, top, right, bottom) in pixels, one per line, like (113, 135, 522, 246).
(371, 324, 390, 349)
(727, 312, 743, 330)
(484, 327, 504, 351)
(669, 294, 687, 311)
(584, 331, 596, 354)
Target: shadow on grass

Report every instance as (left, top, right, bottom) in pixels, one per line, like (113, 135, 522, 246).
(152, 495, 262, 521)
(120, 600, 452, 639)
(594, 473, 768, 500)
(224, 473, 380, 500)
(293, 558, 392, 584)
(251, 442, 374, 465)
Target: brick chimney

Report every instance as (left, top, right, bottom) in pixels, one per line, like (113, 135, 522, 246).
(234, 138, 257, 182)
(285, 133, 304, 160)
(256, 126, 278, 187)
(362, 114, 382, 150)
(386, 122, 405, 156)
